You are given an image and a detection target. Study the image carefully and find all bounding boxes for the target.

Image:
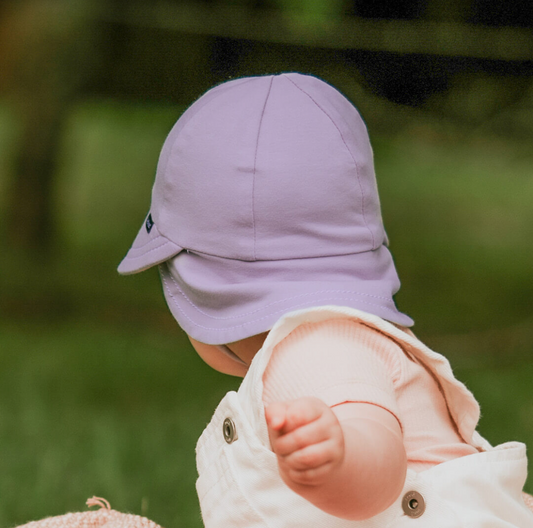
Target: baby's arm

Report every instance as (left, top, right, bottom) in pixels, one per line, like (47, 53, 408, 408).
(266, 397, 407, 520)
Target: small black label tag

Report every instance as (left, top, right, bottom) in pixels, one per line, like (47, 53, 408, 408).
(145, 213, 154, 233)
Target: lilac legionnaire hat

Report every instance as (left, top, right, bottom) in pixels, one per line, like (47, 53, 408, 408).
(118, 73, 413, 344)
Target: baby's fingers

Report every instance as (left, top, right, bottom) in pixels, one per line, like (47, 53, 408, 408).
(273, 417, 332, 457)
(281, 439, 337, 471)
(265, 401, 289, 432)
(266, 397, 325, 436)
(286, 460, 337, 486)
(284, 398, 327, 432)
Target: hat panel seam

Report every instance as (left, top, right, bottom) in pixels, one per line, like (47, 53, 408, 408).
(155, 79, 257, 204)
(159, 78, 259, 252)
(172, 77, 258, 147)
(283, 74, 376, 250)
(252, 76, 274, 262)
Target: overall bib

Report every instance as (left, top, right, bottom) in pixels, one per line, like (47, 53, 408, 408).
(196, 307, 533, 527)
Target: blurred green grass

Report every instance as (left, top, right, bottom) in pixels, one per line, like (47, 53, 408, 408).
(0, 319, 240, 527)
(0, 100, 532, 526)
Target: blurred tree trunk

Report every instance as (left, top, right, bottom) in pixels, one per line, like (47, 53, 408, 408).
(7, 101, 65, 253)
(0, 0, 98, 254)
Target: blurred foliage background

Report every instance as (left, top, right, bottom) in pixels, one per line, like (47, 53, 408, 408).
(0, 0, 532, 526)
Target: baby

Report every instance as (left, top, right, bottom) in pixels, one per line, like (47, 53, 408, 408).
(118, 73, 533, 526)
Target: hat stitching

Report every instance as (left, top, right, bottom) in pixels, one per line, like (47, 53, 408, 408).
(123, 240, 172, 258)
(252, 75, 274, 261)
(163, 263, 394, 315)
(283, 74, 376, 250)
(162, 269, 401, 333)
(161, 265, 397, 320)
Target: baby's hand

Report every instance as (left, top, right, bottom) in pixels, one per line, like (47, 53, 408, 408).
(265, 397, 345, 488)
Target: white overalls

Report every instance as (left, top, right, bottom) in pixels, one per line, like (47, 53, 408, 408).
(195, 306, 533, 527)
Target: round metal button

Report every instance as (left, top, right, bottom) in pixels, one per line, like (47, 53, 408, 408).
(223, 417, 238, 444)
(402, 491, 425, 518)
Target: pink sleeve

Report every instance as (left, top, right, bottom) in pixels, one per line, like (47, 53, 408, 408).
(262, 318, 402, 426)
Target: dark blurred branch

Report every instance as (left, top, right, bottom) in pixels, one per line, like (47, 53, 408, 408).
(97, 1, 533, 60)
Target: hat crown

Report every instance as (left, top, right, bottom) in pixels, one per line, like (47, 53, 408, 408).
(152, 73, 386, 261)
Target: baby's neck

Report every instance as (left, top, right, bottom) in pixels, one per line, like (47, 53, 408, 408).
(226, 332, 269, 366)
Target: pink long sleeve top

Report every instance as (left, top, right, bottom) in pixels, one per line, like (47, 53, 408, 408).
(262, 318, 478, 472)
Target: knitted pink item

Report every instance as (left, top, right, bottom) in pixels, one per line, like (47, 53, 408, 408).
(524, 492, 533, 513)
(14, 498, 164, 528)
(12, 493, 533, 526)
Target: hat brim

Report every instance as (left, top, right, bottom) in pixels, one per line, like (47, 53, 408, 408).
(117, 217, 183, 275)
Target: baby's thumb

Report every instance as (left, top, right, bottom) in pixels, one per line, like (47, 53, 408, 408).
(265, 401, 287, 432)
